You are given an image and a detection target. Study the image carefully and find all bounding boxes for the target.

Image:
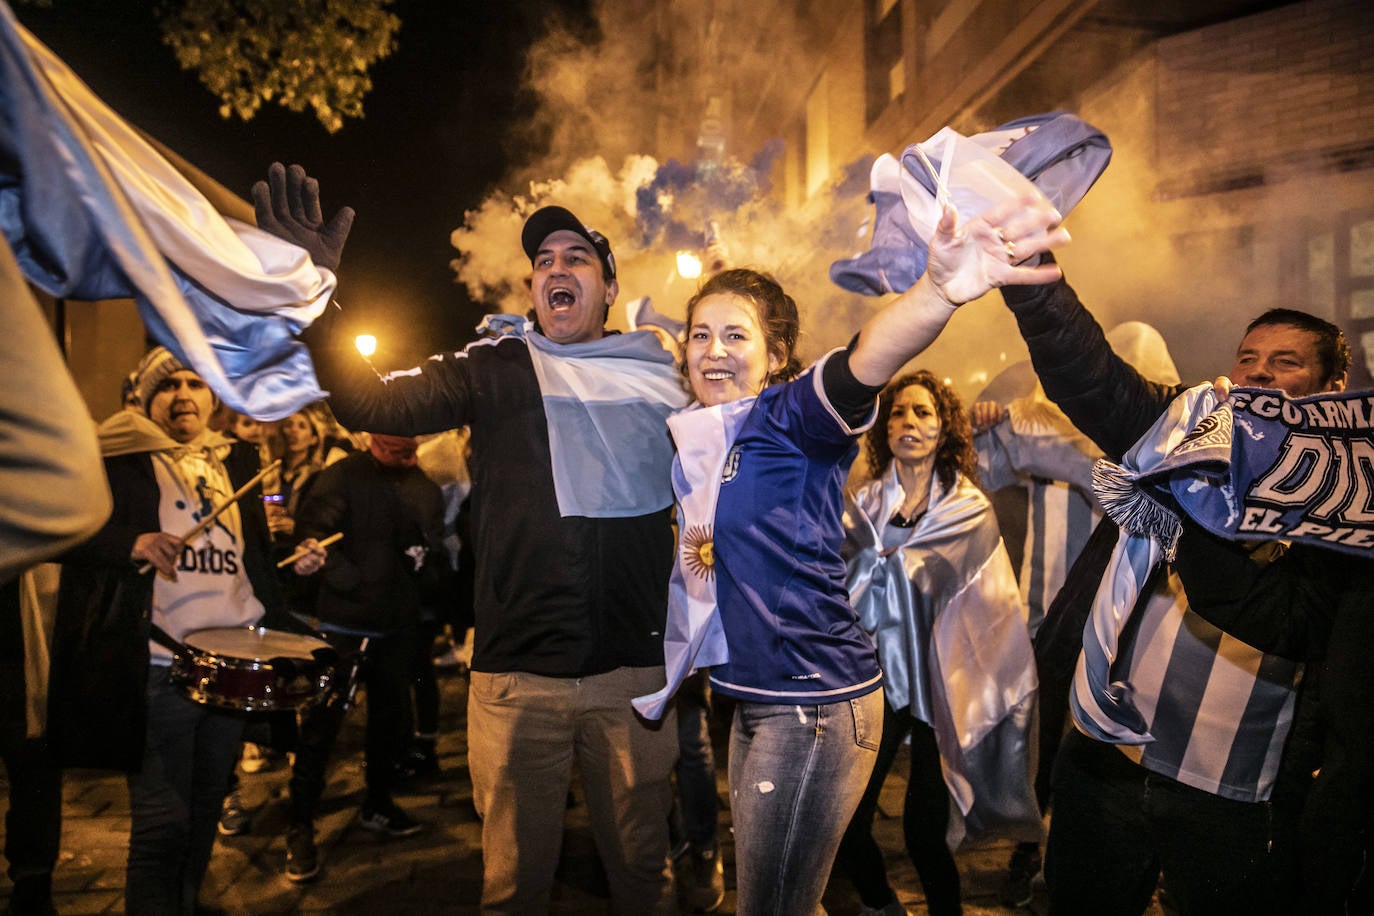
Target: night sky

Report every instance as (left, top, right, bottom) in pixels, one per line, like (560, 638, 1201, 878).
(16, 0, 587, 364)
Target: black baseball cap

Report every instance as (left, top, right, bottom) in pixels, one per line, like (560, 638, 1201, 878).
(521, 206, 617, 281)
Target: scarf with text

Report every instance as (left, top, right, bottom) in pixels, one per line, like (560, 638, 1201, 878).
(1075, 383, 1372, 743)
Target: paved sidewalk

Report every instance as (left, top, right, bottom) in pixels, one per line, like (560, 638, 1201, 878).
(1, 669, 1169, 915)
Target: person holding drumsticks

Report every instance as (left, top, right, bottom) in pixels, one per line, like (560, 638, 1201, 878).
(279, 432, 446, 883)
(48, 347, 327, 915)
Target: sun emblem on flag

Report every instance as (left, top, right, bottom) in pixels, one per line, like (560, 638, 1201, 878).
(681, 525, 715, 579)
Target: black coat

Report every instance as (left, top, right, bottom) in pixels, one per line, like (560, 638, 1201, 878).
(47, 440, 281, 772)
(301, 307, 674, 677)
(293, 451, 445, 634)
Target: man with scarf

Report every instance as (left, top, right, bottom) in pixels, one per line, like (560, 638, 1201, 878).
(254, 164, 685, 914)
(998, 262, 1348, 915)
(48, 348, 324, 915)
(1161, 413, 1374, 913)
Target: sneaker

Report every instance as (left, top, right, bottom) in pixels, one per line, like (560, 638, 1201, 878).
(217, 789, 251, 836)
(999, 841, 1042, 908)
(284, 824, 320, 883)
(687, 844, 725, 913)
(359, 799, 423, 837)
(858, 900, 909, 916)
(240, 742, 284, 774)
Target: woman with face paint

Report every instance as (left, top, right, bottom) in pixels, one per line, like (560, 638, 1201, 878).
(635, 196, 1067, 915)
(834, 373, 1037, 916)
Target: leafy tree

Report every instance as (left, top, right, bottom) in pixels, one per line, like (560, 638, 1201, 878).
(157, 0, 400, 133)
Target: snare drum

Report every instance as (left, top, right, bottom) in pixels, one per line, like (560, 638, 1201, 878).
(172, 627, 337, 712)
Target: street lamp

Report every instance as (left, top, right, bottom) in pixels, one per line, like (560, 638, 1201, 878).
(676, 251, 703, 280)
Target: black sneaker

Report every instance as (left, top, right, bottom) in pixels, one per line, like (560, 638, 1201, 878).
(688, 844, 725, 913)
(217, 789, 251, 836)
(999, 840, 1042, 908)
(284, 824, 320, 883)
(359, 799, 423, 837)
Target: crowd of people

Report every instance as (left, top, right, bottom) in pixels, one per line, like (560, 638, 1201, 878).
(1, 157, 1371, 916)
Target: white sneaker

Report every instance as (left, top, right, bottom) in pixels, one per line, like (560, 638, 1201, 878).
(240, 742, 268, 773)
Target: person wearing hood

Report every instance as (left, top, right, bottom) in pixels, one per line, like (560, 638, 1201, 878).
(47, 347, 325, 916)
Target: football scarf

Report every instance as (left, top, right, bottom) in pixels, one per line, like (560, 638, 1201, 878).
(1075, 383, 1374, 743)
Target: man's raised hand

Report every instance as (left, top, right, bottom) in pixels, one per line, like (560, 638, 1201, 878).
(252, 162, 355, 273)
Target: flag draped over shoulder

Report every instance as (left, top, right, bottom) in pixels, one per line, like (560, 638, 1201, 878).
(476, 315, 689, 520)
(1072, 385, 1220, 744)
(631, 396, 754, 720)
(1075, 383, 1374, 744)
(845, 465, 1041, 848)
(0, 3, 334, 420)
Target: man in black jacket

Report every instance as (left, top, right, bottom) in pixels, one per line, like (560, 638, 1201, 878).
(281, 433, 444, 883)
(254, 164, 683, 914)
(999, 270, 1348, 916)
(1169, 482, 1374, 914)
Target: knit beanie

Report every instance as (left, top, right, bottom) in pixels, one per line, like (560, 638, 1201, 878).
(133, 346, 187, 410)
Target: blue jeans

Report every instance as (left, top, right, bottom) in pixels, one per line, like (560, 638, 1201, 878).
(729, 689, 883, 916)
(126, 668, 245, 915)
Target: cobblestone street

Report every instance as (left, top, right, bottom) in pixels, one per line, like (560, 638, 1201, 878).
(2, 669, 1174, 915)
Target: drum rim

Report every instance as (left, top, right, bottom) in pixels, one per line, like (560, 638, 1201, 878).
(182, 625, 332, 657)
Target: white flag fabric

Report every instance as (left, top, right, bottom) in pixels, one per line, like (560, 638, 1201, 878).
(0, 2, 334, 419)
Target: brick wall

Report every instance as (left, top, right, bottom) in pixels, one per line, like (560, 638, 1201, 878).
(1156, 0, 1374, 194)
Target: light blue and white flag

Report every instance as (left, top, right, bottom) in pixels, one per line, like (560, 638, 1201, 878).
(481, 314, 689, 519)
(846, 465, 1041, 847)
(632, 397, 754, 719)
(1071, 383, 1221, 744)
(0, 3, 334, 419)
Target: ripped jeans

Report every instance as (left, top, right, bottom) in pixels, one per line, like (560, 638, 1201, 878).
(729, 689, 883, 916)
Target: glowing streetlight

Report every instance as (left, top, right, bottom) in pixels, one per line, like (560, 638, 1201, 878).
(676, 251, 703, 280)
(355, 334, 377, 357)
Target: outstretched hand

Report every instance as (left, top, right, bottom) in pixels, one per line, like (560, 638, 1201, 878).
(252, 162, 355, 272)
(925, 195, 1069, 306)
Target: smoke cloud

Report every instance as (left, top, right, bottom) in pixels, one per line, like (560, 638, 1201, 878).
(449, 0, 879, 367)
(451, 0, 1374, 398)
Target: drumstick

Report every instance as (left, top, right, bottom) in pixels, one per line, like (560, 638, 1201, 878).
(277, 532, 343, 568)
(138, 459, 282, 575)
